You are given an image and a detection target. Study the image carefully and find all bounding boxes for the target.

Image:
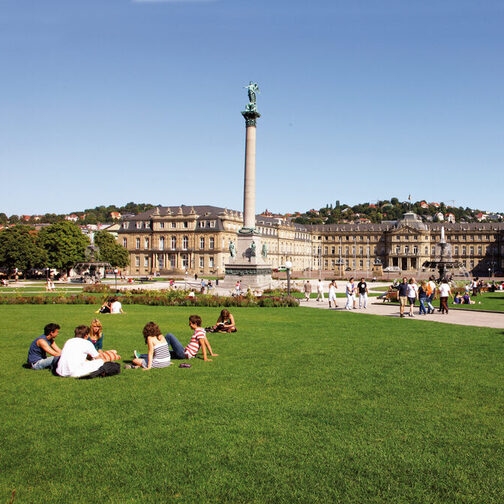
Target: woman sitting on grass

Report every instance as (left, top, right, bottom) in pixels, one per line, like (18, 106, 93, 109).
(89, 319, 104, 351)
(130, 322, 171, 370)
(209, 309, 236, 333)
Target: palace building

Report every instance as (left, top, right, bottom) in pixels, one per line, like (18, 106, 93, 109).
(117, 206, 504, 277)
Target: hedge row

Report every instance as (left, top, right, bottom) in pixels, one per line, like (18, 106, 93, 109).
(0, 291, 299, 308)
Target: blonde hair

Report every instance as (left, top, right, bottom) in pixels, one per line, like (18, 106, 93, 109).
(90, 318, 103, 337)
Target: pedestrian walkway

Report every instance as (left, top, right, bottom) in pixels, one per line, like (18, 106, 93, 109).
(301, 298, 504, 329)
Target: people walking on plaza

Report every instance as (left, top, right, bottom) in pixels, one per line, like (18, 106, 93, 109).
(418, 281, 428, 315)
(303, 280, 312, 301)
(426, 275, 437, 314)
(398, 277, 408, 318)
(345, 277, 355, 310)
(439, 279, 452, 314)
(328, 280, 337, 308)
(407, 278, 418, 317)
(357, 277, 368, 309)
(316, 279, 324, 302)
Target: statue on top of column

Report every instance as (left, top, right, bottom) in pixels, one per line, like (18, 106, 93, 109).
(244, 82, 259, 112)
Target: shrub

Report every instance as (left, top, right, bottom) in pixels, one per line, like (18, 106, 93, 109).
(83, 284, 112, 294)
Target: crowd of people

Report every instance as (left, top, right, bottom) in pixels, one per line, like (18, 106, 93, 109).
(26, 310, 237, 378)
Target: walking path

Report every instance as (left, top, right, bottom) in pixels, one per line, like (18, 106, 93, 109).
(301, 298, 504, 329)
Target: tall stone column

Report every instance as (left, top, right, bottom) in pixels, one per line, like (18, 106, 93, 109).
(221, 82, 272, 290)
(242, 110, 260, 232)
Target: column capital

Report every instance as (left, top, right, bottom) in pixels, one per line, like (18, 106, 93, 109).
(241, 110, 261, 127)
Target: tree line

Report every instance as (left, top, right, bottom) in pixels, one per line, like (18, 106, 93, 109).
(0, 222, 129, 277)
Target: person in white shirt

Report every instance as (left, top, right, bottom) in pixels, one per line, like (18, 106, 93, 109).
(328, 280, 337, 308)
(56, 325, 106, 378)
(406, 278, 419, 317)
(316, 279, 325, 302)
(110, 297, 123, 314)
(345, 278, 354, 310)
(438, 280, 452, 314)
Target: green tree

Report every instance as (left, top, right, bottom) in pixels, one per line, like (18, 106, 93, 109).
(37, 221, 89, 273)
(94, 231, 129, 268)
(0, 213, 8, 225)
(0, 226, 48, 276)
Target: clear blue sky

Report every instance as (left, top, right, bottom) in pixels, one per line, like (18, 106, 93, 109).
(1, 0, 503, 216)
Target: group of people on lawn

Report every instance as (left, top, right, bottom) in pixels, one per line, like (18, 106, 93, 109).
(26, 309, 236, 378)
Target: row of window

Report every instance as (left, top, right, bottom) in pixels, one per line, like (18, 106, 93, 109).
(134, 254, 216, 269)
(126, 236, 216, 250)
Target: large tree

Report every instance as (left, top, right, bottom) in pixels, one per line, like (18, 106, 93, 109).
(37, 221, 89, 273)
(0, 226, 48, 276)
(94, 230, 129, 268)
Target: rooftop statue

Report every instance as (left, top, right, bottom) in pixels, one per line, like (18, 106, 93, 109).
(244, 82, 259, 112)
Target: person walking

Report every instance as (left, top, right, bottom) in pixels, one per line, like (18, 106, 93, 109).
(328, 280, 338, 308)
(316, 279, 324, 302)
(345, 277, 355, 310)
(418, 281, 428, 315)
(303, 280, 312, 302)
(406, 278, 418, 317)
(357, 277, 368, 309)
(398, 277, 408, 318)
(426, 276, 437, 314)
(439, 279, 452, 314)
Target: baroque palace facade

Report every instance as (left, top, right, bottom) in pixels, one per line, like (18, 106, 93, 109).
(117, 206, 504, 277)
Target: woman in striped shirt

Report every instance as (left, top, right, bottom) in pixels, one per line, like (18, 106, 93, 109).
(131, 322, 171, 369)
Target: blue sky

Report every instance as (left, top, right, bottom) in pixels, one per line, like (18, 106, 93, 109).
(1, 0, 503, 216)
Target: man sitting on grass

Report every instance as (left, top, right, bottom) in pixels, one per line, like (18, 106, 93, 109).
(164, 315, 218, 362)
(56, 325, 120, 378)
(27, 323, 62, 370)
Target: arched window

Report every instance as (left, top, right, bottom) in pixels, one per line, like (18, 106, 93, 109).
(171, 236, 176, 250)
(183, 236, 188, 250)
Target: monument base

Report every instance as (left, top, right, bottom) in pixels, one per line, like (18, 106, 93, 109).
(221, 232, 273, 290)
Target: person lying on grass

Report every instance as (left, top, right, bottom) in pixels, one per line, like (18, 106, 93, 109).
(130, 322, 172, 370)
(27, 323, 62, 370)
(207, 309, 236, 333)
(161, 315, 218, 362)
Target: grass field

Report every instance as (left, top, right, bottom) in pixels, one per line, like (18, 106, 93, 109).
(2, 305, 504, 503)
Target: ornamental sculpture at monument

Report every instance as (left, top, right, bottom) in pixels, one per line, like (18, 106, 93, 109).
(221, 82, 272, 289)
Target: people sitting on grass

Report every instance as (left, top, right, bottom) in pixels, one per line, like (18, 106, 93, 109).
(207, 309, 237, 333)
(56, 325, 120, 378)
(98, 299, 111, 314)
(27, 323, 62, 370)
(129, 322, 172, 370)
(110, 297, 123, 314)
(163, 315, 218, 362)
(462, 293, 475, 305)
(89, 318, 104, 351)
(454, 293, 463, 304)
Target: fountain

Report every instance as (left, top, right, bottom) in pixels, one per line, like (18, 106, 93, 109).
(422, 226, 467, 281)
(71, 233, 111, 283)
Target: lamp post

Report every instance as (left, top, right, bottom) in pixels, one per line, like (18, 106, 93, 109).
(285, 260, 293, 296)
(114, 269, 118, 291)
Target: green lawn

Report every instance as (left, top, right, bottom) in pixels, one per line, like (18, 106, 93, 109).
(2, 305, 503, 503)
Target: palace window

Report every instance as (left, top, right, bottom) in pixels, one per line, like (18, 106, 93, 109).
(171, 222, 176, 228)
(136, 238, 140, 249)
(199, 257, 204, 268)
(135, 256, 140, 267)
(470, 246, 474, 255)
(209, 256, 214, 268)
(136, 222, 141, 229)
(144, 238, 149, 249)
(478, 246, 482, 255)
(413, 246, 418, 254)
(182, 236, 188, 250)
(455, 246, 459, 256)
(158, 255, 164, 268)
(183, 221, 188, 228)
(170, 255, 176, 268)
(210, 221, 216, 228)
(160, 222, 164, 229)
(200, 237, 205, 249)
(209, 237, 215, 249)
(171, 236, 176, 250)
(182, 254, 189, 268)
(159, 237, 165, 250)
(462, 246, 466, 255)
(123, 238, 127, 248)
(144, 256, 149, 268)
(396, 246, 400, 254)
